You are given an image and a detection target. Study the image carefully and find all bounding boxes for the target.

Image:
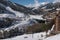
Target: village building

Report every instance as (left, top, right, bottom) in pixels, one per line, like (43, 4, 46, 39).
(53, 10, 60, 34)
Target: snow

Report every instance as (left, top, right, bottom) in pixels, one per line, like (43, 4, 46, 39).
(4, 15, 37, 31)
(44, 9, 53, 11)
(1, 30, 60, 40)
(2, 31, 60, 40)
(4, 14, 46, 30)
(1, 22, 59, 40)
(33, 0, 40, 9)
(0, 14, 15, 18)
(51, 25, 55, 31)
(4, 19, 31, 31)
(6, 6, 25, 17)
(0, 14, 9, 18)
(44, 34, 60, 40)
(46, 25, 55, 35)
(56, 8, 60, 10)
(3, 15, 46, 31)
(25, 0, 40, 9)
(30, 15, 46, 20)
(2, 26, 55, 40)
(54, 0, 60, 2)
(41, 2, 48, 5)
(3, 32, 47, 40)
(0, 6, 47, 33)
(25, 0, 48, 10)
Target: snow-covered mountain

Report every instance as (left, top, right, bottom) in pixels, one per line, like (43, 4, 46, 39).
(1, 0, 60, 39)
(0, 0, 47, 28)
(0, 0, 47, 39)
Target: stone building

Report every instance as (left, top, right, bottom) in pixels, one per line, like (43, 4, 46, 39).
(53, 10, 60, 34)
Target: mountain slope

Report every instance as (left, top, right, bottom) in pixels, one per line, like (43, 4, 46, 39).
(1, 0, 60, 39)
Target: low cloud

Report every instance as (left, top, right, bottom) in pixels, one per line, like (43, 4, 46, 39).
(25, 0, 48, 9)
(54, 0, 60, 2)
(25, 0, 40, 9)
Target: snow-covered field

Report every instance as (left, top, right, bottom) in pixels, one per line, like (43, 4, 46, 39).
(44, 34, 60, 40)
(2, 32, 47, 40)
(2, 32, 60, 40)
